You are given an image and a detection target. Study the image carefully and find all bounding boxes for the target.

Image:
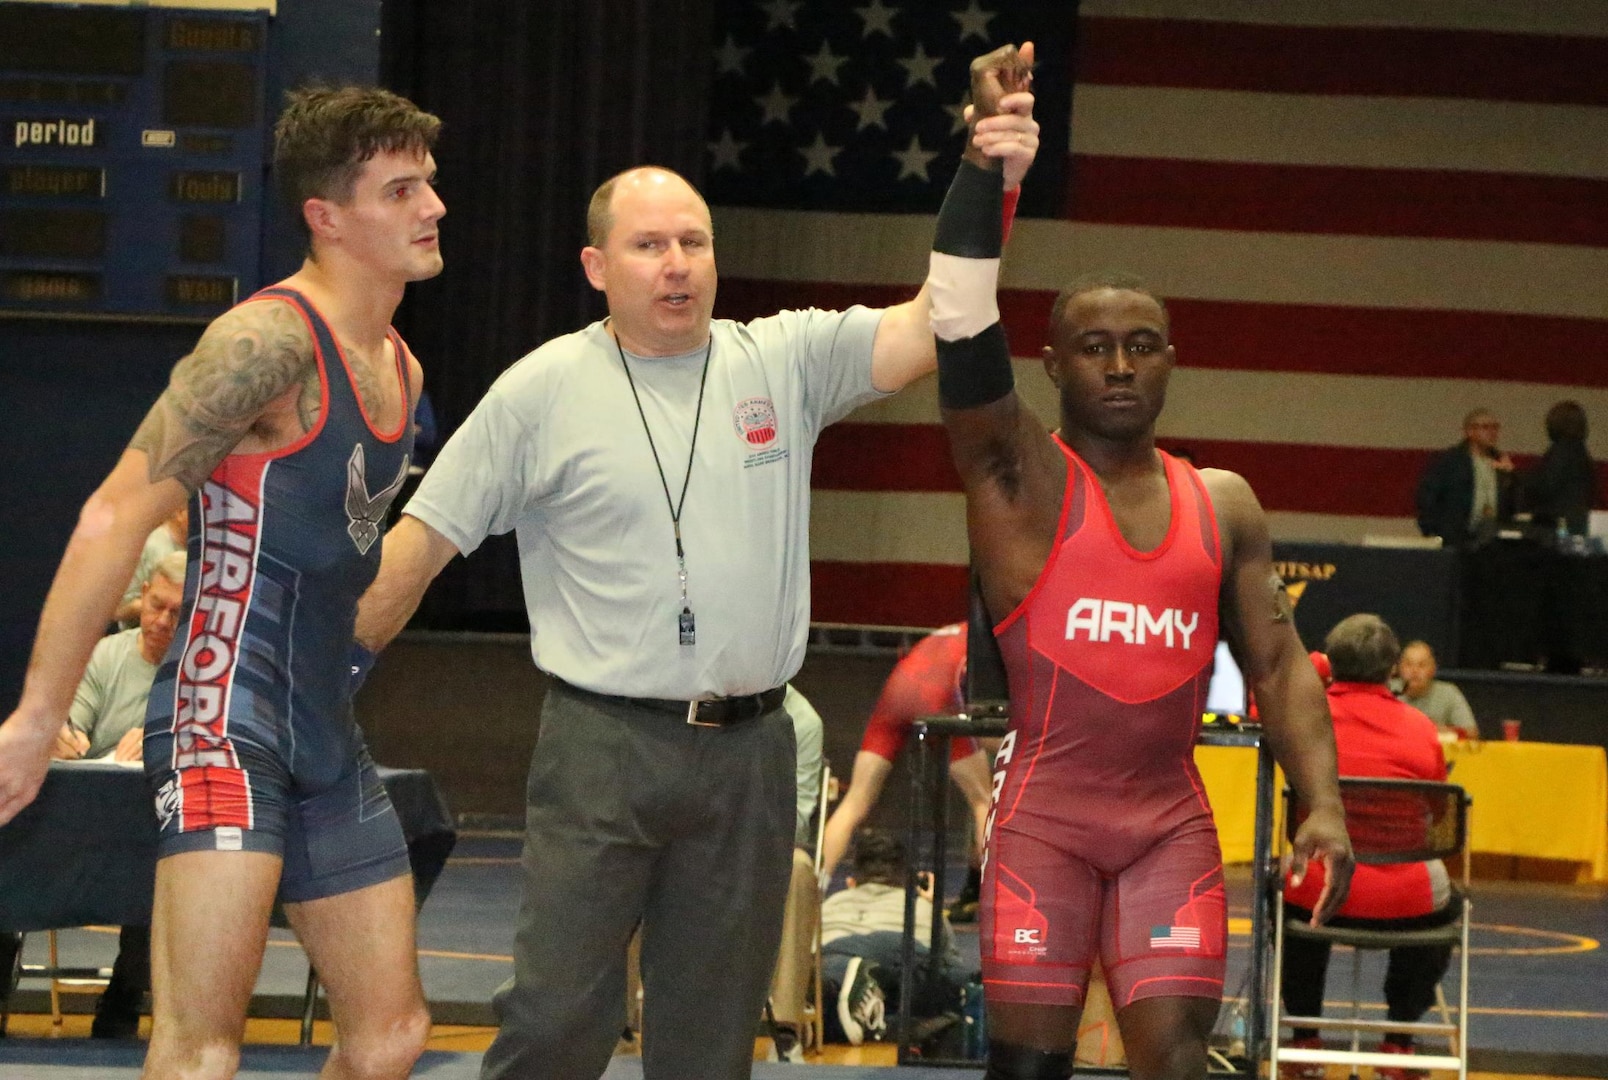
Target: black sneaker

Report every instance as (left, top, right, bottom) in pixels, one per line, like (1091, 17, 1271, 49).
(836, 956, 886, 1046)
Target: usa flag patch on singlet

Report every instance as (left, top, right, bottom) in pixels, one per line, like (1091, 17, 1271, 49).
(1150, 925, 1202, 950)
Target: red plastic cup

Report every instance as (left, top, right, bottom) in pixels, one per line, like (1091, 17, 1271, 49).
(1502, 719, 1521, 742)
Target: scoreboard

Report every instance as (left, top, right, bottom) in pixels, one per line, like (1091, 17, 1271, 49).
(0, 2, 268, 320)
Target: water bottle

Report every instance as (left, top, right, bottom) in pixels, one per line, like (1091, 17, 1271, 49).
(961, 975, 987, 1059)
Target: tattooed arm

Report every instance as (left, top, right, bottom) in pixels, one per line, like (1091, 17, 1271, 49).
(1211, 469, 1353, 924)
(0, 300, 314, 826)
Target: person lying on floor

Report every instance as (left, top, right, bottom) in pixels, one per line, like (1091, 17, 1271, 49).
(821, 829, 967, 1046)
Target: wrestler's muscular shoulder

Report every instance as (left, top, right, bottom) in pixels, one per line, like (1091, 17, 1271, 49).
(1198, 467, 1264, 573)
(129, 298, 319, 491)
(964, 425, 1068, 623)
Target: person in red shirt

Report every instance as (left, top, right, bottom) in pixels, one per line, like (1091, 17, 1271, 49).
(1282, 614, 1456, 1080)
(819, 625, 994, 911)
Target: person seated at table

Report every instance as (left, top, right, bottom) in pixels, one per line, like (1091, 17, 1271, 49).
(54, 552, 185, 766)
(1395, 641, 1478, 739)
(48, 550, 183, 1038)
(819, 624, 993, 920)
(1519, 400, 1596, 538)
(1281, 614, 1459, 1080)
(111, 506, 187, 628)
(1415, 408, 1514, 547)
(820, 829, 966, 1047)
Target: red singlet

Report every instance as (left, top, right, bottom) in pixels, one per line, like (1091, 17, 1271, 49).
(981, 444, 1227, 1009)
(859, 624, 979, 766)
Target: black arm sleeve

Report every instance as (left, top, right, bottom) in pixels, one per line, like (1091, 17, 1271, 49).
(937, 325, 1013, 410)
(934, 160, 1012, 410)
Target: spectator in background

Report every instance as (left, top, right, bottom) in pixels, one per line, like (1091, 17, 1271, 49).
(54, 552, 185, 765)
(1395, 641, 1478, 739)
(1521, 401, 1596, 537)
(821, 829, 965, 1046)
(1416, 408, 1514, 547)
(48, 550, 184, 1039)
(1308, 651, 1334, 687)
(764, 685, 826, 1061)
(818, 624, 993, 920)
(783, 685, 825, 845)
(1281, 614, 1459, 1080)
(112, 506, 187, 628)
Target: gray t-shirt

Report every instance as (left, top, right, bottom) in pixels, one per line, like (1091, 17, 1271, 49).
(70, 628, 158, 757)
(407, 309, 885, 698)
(821, 881, 958, 968)
(1398, 679, 1478, 738)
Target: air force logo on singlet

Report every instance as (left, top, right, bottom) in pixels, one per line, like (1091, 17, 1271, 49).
(345, 443, 410, 555)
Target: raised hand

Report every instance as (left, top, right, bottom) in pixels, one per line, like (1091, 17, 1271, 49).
(963, 42, 1040, 191)
(967, 41, 1034, 121)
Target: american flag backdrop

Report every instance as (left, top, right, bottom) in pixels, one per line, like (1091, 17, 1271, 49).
(705, 0, 1608, 628)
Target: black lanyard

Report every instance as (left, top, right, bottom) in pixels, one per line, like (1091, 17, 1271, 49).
(614, 328, 713, 645)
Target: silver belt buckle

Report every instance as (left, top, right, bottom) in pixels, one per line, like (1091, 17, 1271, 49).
(686, 699, 720, 727)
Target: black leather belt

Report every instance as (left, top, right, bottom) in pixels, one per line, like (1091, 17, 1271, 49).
(557, 680, 787, 727)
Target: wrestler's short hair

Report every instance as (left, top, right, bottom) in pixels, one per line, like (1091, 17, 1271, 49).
(1324, 613, 1400, 684)
(1048, 272, 1170, 339)
(849, 829, 907, 887)
(273, 85, 441, 239)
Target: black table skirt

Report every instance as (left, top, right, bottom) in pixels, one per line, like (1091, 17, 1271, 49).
(0, 761, 455, 933)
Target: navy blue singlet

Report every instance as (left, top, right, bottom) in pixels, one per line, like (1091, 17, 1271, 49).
(144, 286, 414, 873)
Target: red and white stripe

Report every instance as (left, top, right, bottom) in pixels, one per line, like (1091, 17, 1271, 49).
(167, 462, 268, 832)
(711, 1, 1608, 628)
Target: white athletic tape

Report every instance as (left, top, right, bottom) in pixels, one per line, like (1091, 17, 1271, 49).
(928, 251, 1001, 342)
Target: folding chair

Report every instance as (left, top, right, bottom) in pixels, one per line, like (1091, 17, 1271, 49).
(1269, 778, 1471, 1080)
(2, 929, 115, 1031)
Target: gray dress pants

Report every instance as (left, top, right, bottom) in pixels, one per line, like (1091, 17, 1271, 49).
(480, 681, 796, 1080)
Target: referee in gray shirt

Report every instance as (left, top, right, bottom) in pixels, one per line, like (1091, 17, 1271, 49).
(356, 75, 1037, 1079)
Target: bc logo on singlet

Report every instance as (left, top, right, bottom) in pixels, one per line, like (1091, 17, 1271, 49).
(1064, 598, 1200, 649)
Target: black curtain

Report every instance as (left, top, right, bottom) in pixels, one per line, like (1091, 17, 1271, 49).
(377, 0, 716, 626)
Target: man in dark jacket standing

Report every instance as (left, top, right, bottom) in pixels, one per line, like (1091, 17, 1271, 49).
(1416, 408, 1514, 546)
